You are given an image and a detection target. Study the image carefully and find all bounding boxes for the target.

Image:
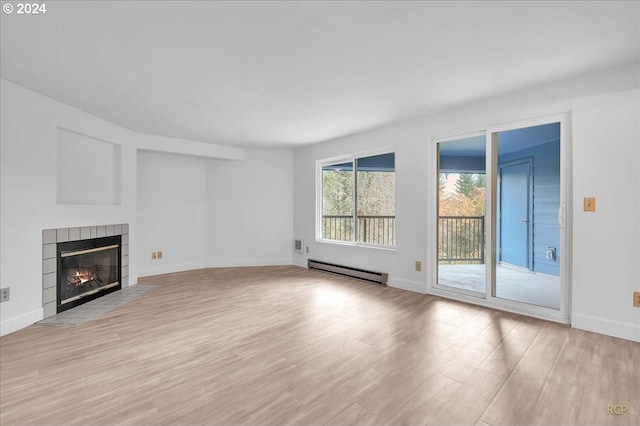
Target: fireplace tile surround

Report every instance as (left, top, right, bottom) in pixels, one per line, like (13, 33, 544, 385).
(42, 224, 129, 319)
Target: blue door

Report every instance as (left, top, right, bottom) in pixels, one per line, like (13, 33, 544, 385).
(499, 161, 530, 268)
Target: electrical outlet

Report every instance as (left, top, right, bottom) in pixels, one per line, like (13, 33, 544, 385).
(157, 251, 163, 259)
(305, 246, 309, 254)
(634, 291, 640, 308)
(584, 197, 596, 212)
(151, 252, 157, 260)
(1, 287, 10, 303)
(415, 261, 422, 272)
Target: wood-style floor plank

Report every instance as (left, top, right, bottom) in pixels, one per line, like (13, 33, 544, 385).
(1, 265, 638, 425)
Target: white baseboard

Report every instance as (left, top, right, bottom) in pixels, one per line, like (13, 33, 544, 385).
(572, 313, 640, 343)
(0, 308, 43, 337)
(388, 277, 427, 294)
(206, 258, 293, 268)
(137, 261, 207, 278)
(138, 259, 295, 278)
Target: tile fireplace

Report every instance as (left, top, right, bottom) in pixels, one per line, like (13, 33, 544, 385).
(42, 224, 129, 319)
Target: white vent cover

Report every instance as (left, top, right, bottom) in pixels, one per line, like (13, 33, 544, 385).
(294, 239, 303, 253)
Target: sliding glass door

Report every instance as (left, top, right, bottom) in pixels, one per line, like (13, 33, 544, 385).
(434, 115, 570, 322)
(493, 123, 561, 310)
(436, 133, 487, 296)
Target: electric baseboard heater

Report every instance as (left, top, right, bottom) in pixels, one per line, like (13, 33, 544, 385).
(308, 259, 388, 286)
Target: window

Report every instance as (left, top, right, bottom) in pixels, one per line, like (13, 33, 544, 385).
(319, 152, 395, 247)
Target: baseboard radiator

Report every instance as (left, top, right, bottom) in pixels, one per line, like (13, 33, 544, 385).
(307, 259, 388, 286)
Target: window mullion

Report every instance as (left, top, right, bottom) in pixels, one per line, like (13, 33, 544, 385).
(353, 159, 358, 243)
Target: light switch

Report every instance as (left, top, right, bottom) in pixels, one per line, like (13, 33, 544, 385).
(584, 197, 596, 212)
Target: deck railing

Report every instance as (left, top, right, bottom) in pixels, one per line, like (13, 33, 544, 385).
(438, 216, 485, 263)
(321, 215, 483, 258)
(322, 215, 395, 246)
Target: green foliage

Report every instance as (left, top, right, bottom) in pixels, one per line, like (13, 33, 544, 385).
(441, 173, 486, 216)
(356, 171, 395, 216)
(322, 170, 353, 215)
(322, 168, 395, 244)
(439, 173, 486, 263)
(323, 169, 395, 216)
(456, 173, 485, 197)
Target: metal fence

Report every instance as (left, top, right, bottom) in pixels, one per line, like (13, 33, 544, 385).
(438, 216, 485, 263)
(322, 215, 395, 246)
(322, 215, 483, 258)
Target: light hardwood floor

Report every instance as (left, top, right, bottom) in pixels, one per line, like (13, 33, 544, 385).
(1, 266, 638, 425)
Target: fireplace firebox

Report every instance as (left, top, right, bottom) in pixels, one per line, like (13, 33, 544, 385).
(57, 235, 121, 313)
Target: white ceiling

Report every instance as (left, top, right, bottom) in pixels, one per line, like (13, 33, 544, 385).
(1, 1, 638, 148)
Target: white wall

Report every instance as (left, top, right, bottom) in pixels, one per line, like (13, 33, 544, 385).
(136, 149, 294, 276)
(293, 63, 640, 342)
(570, 81, 640, 341)
(1, 79, 138, 335)
(56, 128, 123, 205)
(206, 149, 294, 266)
(136, 151, 207, 276)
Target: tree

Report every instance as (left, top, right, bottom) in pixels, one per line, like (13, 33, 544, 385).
(322, 168, 396, 244)
(440, 173, 486, 217)
(455, 174, 477, 197)
(356, 171, 395, 216)
(439, 173, 448, 193)
(322, 170, 353, 215)
(439, 173, 487, 264)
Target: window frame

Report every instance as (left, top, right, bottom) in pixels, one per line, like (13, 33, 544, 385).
(316, 148, 396, 250)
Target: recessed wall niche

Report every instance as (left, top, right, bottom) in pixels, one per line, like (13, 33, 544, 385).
(56, 128, 122, 205)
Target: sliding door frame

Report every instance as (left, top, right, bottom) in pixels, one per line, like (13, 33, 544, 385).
(433, 130, 487, 299)
(429, 112, 572, 324)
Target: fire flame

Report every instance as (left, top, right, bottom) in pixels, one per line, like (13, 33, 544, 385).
(72, 270, 93, 286)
